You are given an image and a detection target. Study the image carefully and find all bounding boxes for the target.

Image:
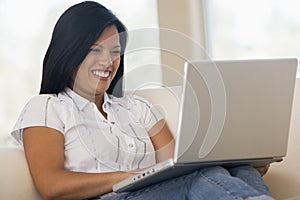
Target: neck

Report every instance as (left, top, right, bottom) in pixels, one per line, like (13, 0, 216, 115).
(72, 87, 104, 106)
(77, 91, 107, 119)
(94, 93, 105, 109)
(95, 93, 108, 119)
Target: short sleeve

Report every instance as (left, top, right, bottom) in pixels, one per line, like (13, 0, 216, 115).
(128, 95, 164, 132)
(11, 95, 65, 144)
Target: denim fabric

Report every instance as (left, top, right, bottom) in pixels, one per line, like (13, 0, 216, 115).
(228, 165, 272, 196)
(96, 166, 274, 200)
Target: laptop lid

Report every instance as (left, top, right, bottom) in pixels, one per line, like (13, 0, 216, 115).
(112, 58, 297, 193)
(174, 58, 298, 165)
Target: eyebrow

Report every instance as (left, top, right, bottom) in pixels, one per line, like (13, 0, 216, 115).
(112, 45, 121, 49)
(92, 44, 121, 49)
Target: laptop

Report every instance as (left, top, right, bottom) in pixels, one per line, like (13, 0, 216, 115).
(113, 58, 298, 193)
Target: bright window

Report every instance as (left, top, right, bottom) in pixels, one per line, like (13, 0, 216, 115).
(0, 0, 160, 145)
(204, 0, 300, 77)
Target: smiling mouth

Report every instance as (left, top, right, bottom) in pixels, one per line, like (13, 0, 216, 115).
(91, 70, 111, 79)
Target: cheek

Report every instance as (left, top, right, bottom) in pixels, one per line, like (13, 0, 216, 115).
(112, 58, 121, 75)
(75, 65, 86, 79)
(73, 61, 90, 84)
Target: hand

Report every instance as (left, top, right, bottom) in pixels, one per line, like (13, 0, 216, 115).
(255, 164, 270, 176)
(255, 159, 283, 176)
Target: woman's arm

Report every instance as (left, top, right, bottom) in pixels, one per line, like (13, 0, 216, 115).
(148, 120, 175, 163)
(23, 126, 132, 200)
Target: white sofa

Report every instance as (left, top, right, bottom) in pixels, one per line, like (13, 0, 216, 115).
(0, 146, 43, 200)
(0, 81, 300, 200)
(263, 79, 300, 199)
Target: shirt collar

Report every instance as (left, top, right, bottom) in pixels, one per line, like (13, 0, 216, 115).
(103, 92, 113, 109)
(58, 88, 113, 111)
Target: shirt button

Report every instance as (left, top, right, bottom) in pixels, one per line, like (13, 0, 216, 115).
(89, 104, 94, 109)
(128, 143, 135, 148)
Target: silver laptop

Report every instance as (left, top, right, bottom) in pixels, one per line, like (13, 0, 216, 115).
(113, 58, 298, 193)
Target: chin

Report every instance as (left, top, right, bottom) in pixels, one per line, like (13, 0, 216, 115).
(95, 86, 109, 94)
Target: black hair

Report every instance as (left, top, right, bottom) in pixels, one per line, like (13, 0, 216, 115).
(40, 1, 127, 97)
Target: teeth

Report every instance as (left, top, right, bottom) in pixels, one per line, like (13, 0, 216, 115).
(92, 70, 110, 78)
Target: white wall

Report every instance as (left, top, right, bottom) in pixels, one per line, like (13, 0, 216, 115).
(157, 0, 207, 86)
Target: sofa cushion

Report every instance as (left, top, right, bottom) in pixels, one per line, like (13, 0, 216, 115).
(0, 146, 42, 200)
(125, 86, 182, 137)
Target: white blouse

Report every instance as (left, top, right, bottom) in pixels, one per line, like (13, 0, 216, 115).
(11, 88, 163, 173)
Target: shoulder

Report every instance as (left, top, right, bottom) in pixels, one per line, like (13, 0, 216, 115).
(28, 94, 58, 102)
(18, 93, 70, 121)
(24, 94, 63, 110)
(11, 94, 67, 144)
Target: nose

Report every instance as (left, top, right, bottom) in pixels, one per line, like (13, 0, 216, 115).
(98, 49, 113, 67)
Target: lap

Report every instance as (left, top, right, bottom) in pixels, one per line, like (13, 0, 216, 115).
(98, 166, 273, 200)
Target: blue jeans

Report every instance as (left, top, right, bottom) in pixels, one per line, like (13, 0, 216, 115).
(98, 166, 273, 200)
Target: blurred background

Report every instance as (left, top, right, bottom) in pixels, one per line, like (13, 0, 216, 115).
(1, 0, 300, 145)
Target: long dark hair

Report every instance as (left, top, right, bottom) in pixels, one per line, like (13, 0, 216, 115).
(40, 1, 127, 97)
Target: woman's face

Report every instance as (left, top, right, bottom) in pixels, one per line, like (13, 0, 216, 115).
(72, 25, 121, 100)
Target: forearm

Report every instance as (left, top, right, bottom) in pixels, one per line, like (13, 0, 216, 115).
(37, 169, 132, 200)
(156, 139, 175, 163)
(150, 120, 175, 163)
(22, 127, 132, 199)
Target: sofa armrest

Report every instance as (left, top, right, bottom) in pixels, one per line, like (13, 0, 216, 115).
(0, 146, 42, 200)
(263, 79, 300, 199)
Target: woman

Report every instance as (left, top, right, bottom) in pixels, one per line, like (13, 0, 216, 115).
(12, 1, 273, 200)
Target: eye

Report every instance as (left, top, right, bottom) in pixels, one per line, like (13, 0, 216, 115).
(89, 46, 103, 53)
(111, 50, 121, 56)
